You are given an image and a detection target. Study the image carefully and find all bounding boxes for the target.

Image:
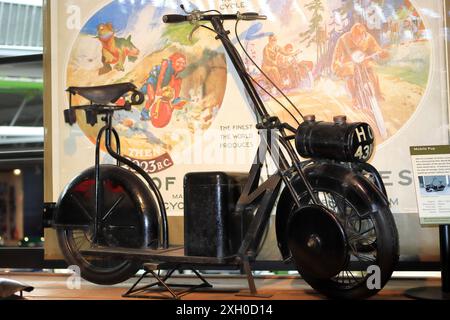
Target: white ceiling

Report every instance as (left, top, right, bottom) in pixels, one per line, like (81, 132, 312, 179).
(0, 0, 42, 6)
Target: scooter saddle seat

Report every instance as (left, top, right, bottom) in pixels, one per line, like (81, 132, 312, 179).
(67, 82, 137, 105)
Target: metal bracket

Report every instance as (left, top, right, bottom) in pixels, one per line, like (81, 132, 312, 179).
(235, 257, 273, 298)
(43, 202, 56, 228)
(63, 109, 77, 125)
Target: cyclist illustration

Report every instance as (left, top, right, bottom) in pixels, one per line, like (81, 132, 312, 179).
(140, 52, 188, 126)
(332, 23, 389, 138)
(261, 34, 283, 88)
(277, 44, 314, 90)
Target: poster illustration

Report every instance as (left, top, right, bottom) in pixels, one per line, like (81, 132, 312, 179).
(241, 0, 430, 143)
(66, 1, 228, 173)
(48, 0, 449, 261)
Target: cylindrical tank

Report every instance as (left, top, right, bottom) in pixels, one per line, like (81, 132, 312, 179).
(295, 115, 375, 163)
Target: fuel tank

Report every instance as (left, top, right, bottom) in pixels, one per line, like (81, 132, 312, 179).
(295, 115, 374, 163)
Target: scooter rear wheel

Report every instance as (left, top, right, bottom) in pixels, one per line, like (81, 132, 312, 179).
(55, 165, 158, 285)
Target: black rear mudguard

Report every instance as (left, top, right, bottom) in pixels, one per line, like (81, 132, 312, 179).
(53, 165, 159, 248)
(276, 161, 389, 261)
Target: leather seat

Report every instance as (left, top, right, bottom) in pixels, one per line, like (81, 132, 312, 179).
(67, 82, 137, 104)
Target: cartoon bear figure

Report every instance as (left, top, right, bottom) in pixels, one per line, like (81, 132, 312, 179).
(96, 23, 140, 75)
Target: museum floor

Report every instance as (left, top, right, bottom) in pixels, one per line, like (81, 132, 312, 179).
(0, 271, 442, 300)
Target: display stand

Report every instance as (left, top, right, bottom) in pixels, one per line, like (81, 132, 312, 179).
(122, 262, 213, 300)
(405, 225, 450, 300)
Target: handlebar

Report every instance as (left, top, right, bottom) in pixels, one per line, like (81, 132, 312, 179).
(162, 12, 266, 24)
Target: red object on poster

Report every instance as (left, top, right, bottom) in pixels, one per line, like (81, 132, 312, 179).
(151, 98, 173, 128)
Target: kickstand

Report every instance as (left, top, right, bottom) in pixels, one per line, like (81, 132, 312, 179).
(235, 257, 272, 298)
(122, 263, 212, 300)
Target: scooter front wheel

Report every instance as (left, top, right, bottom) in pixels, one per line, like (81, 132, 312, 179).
(278, 163, 399, 299)
(55, 165, 159, 285)
(288, 185, 399, 299)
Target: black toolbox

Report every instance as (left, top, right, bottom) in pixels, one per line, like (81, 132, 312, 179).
(184, 172, 249, 258)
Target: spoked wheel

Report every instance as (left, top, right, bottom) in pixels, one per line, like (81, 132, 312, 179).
(58, 228, 140, 285)
(288, 186, 399, 299)
(55, 165, 159, 285)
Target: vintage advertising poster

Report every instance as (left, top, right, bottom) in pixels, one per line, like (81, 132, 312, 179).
(50, 0, 259, 218)
(48, 0, 448, 261)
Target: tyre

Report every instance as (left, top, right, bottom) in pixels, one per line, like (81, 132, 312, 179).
(285, 169, 399, 299)
(55, 165, 159, 285)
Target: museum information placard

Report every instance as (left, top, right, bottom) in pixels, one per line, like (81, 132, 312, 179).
(411, 145, 450, 225)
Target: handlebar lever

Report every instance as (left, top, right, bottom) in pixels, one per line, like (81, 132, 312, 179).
(188, 24, 201, 42)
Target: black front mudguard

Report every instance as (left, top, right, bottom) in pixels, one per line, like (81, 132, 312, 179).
(275, 161, 389, 261)
(353, 162, 388, 198)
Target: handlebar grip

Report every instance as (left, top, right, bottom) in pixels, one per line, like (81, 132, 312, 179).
(241, 12, 267, 20)
(162, 14, 189, 23)
(242, 12, 259, 17)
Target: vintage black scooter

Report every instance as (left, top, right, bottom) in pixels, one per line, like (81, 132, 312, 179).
(50, 8, 399, 300)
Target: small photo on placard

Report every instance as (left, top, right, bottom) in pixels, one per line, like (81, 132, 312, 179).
(418, 175, 450, 196)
